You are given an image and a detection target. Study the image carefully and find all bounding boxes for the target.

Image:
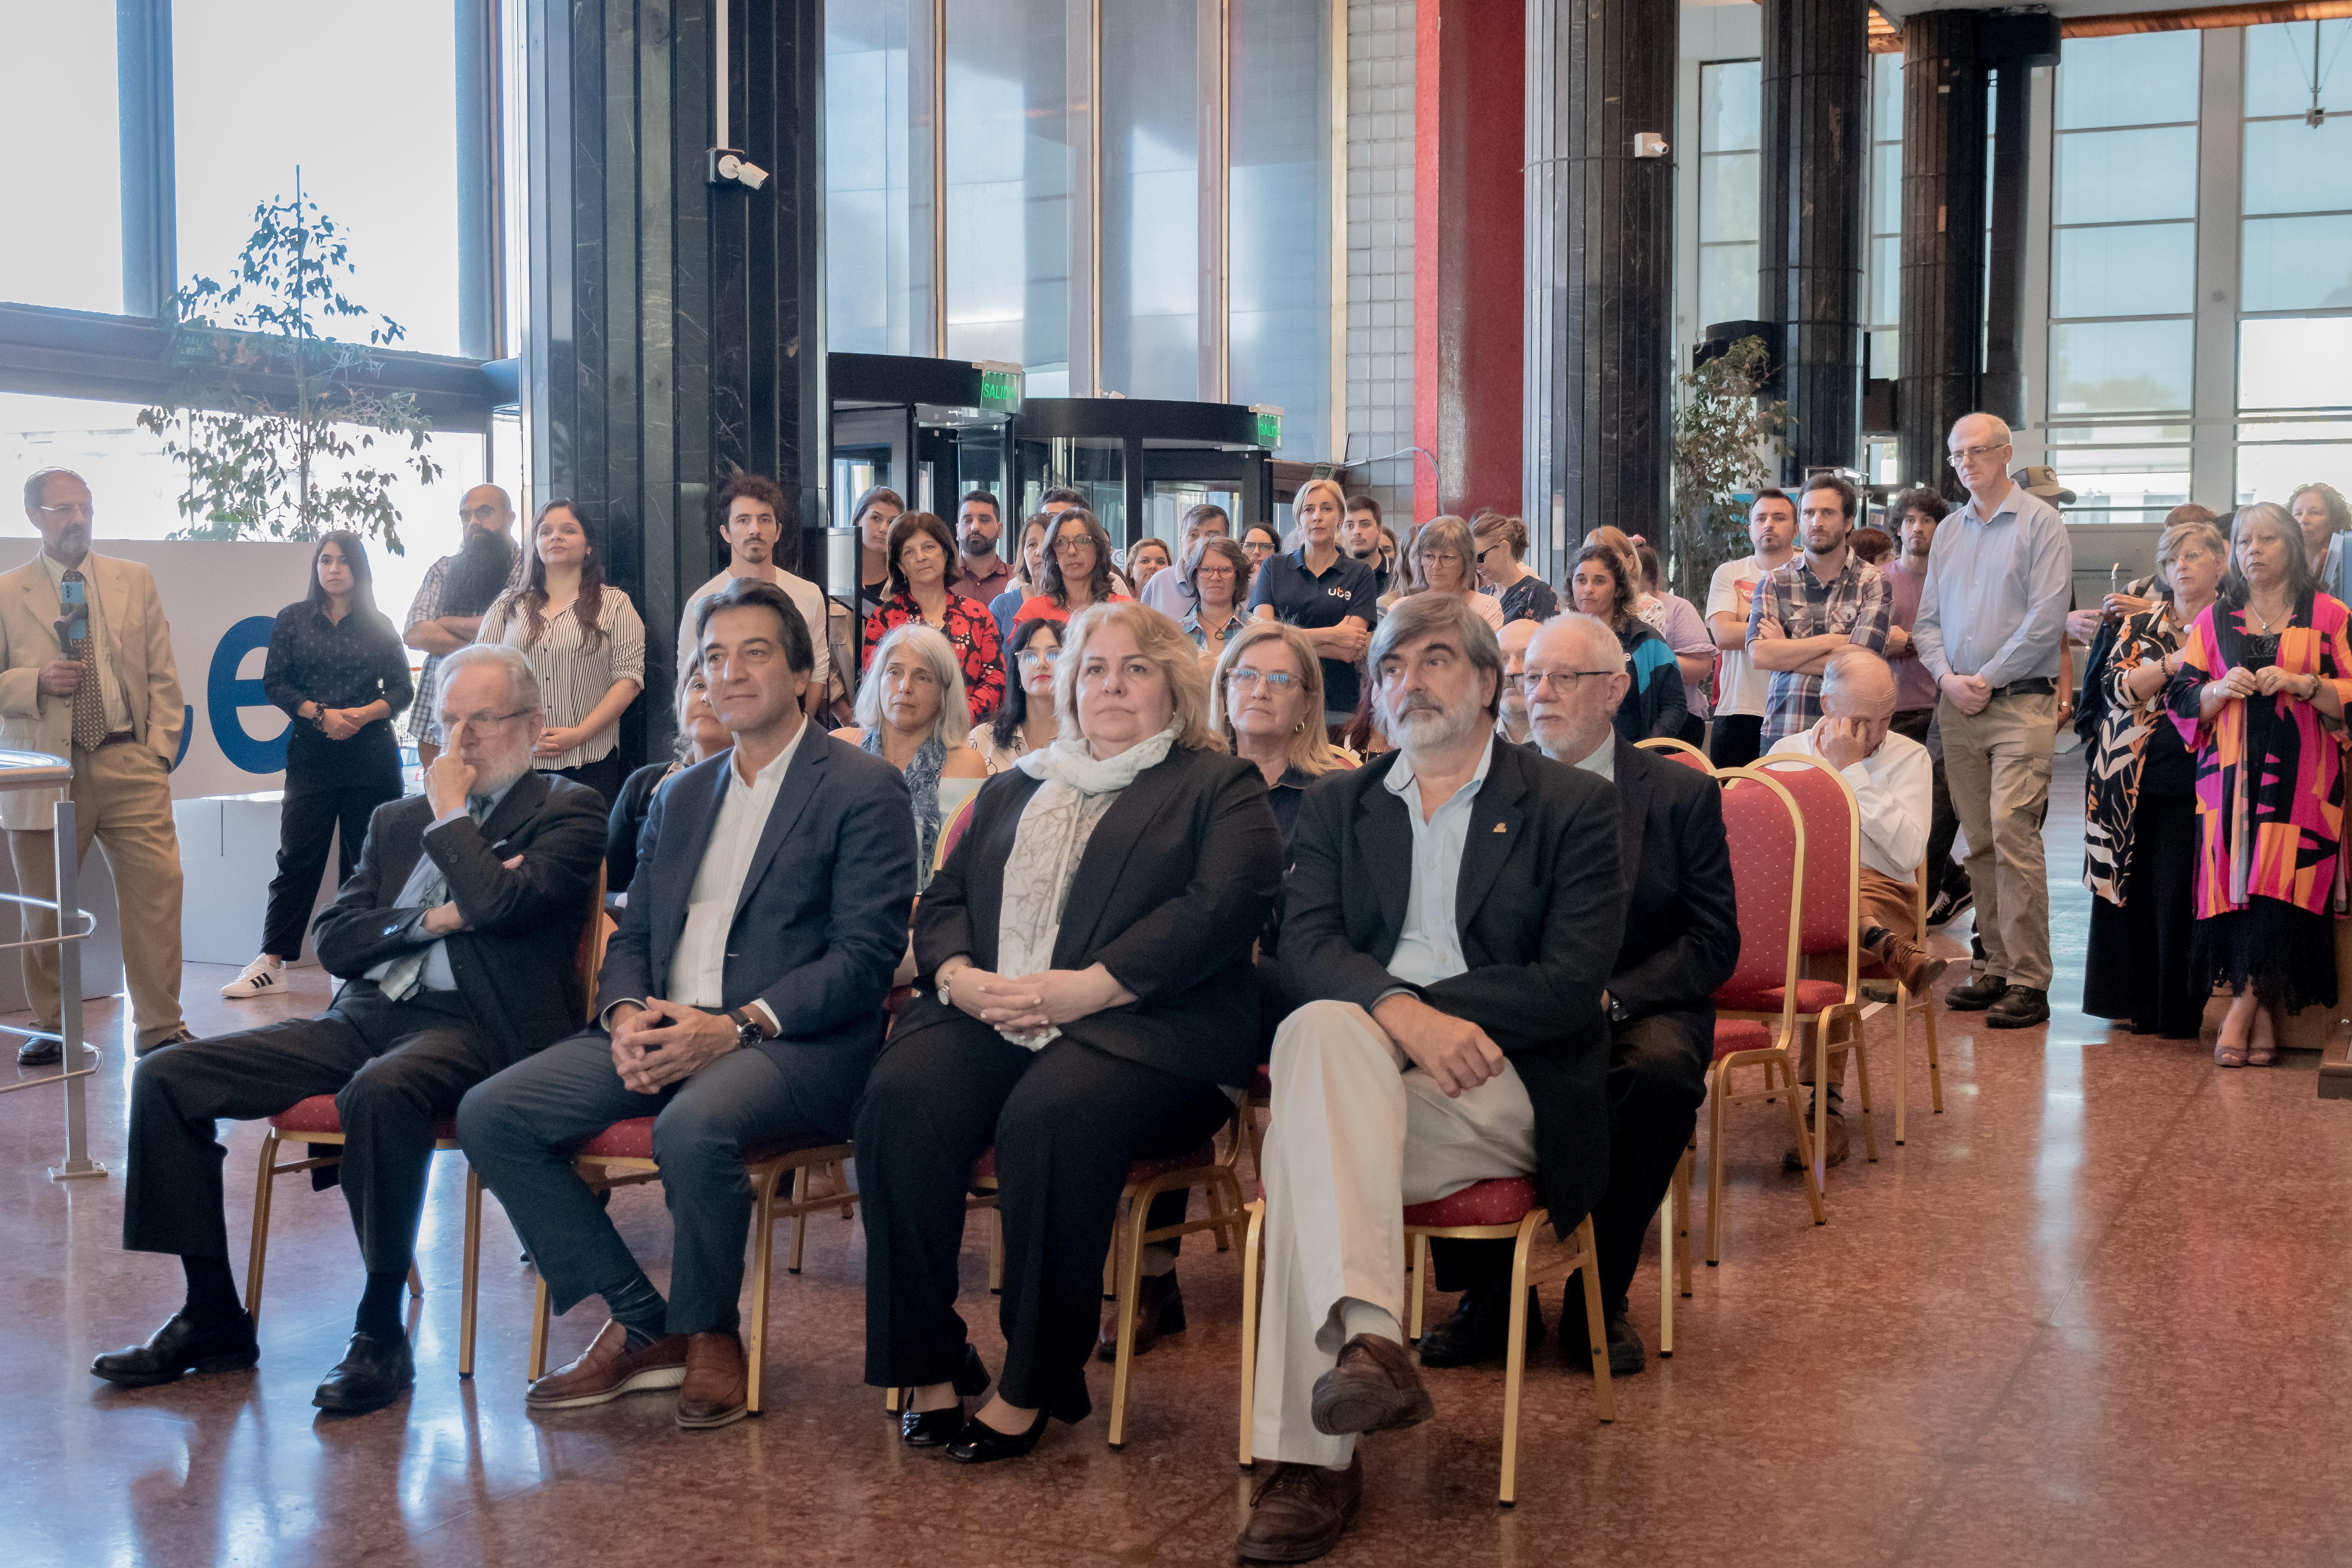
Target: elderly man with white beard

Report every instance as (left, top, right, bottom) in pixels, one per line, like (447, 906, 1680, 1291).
(1236, 593, 1623, 1564)
(95, 644, 607, 1414)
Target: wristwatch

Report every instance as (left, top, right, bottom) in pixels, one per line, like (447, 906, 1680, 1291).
(725, 1006, 765, 1048)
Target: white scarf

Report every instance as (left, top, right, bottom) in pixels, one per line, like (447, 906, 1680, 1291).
(992, 723, 1181, 1048)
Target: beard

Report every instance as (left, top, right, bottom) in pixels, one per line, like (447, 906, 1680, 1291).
(469, 738, 538, 799)
(1380, 693, 1482, 752)
(1498, 690, 1528, 730)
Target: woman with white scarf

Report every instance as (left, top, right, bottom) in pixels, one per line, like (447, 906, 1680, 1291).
(856, 602, 1283, 1463)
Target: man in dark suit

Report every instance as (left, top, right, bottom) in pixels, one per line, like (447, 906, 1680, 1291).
(459, 579, 915, 1432)
(1237, 594, 1622, 1565)
(1419, 612, 1738, 1377)
(93, 644, 605, 1412)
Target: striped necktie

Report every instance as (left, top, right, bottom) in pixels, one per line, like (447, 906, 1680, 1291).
(61, 568, 106, 752)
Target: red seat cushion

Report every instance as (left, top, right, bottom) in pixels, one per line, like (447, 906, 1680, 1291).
(570, 1116, 842, 1166)
(271, 1093, 455, 1142)
(1250, 1063, 1271, 1100)
(1713, 977, 1849, 1015)
(971, 1142, 1219, 1187)
(1403, 1175, 1541, 1229)
(1711, 1019, 1776, 1062)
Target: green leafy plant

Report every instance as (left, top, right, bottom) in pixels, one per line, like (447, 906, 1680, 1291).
(138, 177, 436, 550)
(1668, 335, 1789, 602)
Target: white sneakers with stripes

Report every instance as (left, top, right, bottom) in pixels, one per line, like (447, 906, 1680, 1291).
(220, 954, 286, 999)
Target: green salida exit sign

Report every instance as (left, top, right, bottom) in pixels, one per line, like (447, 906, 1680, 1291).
(1253, 410, 1282, 450)
(978, 365, 1023, 413)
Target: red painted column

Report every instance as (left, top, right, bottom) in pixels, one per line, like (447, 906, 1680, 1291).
(1413, 0, 1525, 526)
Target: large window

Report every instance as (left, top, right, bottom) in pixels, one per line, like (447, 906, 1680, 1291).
(1862, 50, 1902, 484)
(2237, 19, 2352, 503)
(1100, 0, 1200, 400)
(826, 0, 934, 357)
(1697, 61, 1761, 330)
(2045, 31, 2201, 524)
(173, 1, 464, 355)
(1229, 0, 1334, 462)
(0, 7, 123, 316)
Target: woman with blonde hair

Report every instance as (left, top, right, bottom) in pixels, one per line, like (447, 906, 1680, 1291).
(1249, 477, 1380, 731)
(857, 600, 1281, 1459)
(1408, 515, 1507, 632)
(835, 622, 987, 888)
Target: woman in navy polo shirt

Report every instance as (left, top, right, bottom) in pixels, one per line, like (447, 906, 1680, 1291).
(1245, 477, 1378, 732)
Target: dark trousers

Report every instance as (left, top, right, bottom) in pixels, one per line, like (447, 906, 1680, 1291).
(855, 1018, 1232, 1421)
(1890, 707, 1966, 900)
(457, 1028, 864, 1335)
(122, 985, 493, 1272)
(1709, 714, 1761, 770)
(2082, 791, 2205, 1037)
(549, 753, 626, 811)
(1430, 1013, 1709, 1315)
(263, 760, 401, 960)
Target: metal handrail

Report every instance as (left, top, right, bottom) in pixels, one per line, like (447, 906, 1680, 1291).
(0, 750, 105, 1181)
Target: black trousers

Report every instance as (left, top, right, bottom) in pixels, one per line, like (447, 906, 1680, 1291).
(549, 753, 625, 811)
(1890, 707, 1967, 901)
(1709, 714, 1761, 770)
(855, 1017, 1232, 1421)
(2081, 790, 2205, 1038)
(1430, 1013, 1709, 1315)
(122, 985, 499, 1274)
(262, 758, 400, 960)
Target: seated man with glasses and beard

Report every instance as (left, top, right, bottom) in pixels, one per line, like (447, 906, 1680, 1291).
(95, 644, 607, 1414)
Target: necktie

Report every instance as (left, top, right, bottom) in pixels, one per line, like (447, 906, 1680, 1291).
(378, 797, 492, 1001)
(61, 568, 105, 752)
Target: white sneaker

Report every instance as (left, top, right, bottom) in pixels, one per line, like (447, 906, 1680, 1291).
(220, 955, 286, 999)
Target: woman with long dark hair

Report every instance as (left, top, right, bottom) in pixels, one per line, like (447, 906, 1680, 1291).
(1015, 508, 1129, 627)
(852, 484, 907, 627)
(222, 531, 414, 999)
(861, 511, 1006, 720)
(478, 499, 646, 804)
(1569, 542, 1686, 742)
(976, 618, 1065, 774)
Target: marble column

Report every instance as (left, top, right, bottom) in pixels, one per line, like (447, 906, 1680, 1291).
(1896, 9, 1989, 499)
(1760, 0, 1870, 484)
(1524, 0, 1678, 579)
(524, 0, 824, 764)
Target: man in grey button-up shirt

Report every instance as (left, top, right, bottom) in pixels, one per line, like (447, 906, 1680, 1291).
(1913, 413, 2074, 1028)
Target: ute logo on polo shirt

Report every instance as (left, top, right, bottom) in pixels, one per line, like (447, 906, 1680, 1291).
(1325, 586, 1354, 601)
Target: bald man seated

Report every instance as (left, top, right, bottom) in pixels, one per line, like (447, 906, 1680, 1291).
(1766, 647, 1944, 1164)
(1421, 613, 1737, 1376)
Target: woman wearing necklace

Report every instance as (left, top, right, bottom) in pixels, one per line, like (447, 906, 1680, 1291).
(1181, 536, 1251, 666)
(835, 622, 987, 887)
(2167, 502, 2352, 1067)
(861, 511, 1006, 721)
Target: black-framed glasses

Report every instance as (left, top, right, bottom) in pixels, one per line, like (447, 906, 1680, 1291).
(1523, 668, 1620, 691)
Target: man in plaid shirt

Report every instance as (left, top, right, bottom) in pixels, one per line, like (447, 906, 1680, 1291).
(1746, 473, 1890, 748)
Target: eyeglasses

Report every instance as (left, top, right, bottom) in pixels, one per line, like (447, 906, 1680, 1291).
(1053, 536, 1094, 553)
(1017, 646, 1062, 666)
(1243, 540, 1275, 554)
(1946, 442, 2010, 465)
(35, 503, 93, 520)
(460, 503, 507, 522)
(439, 709, 534, 730)
(1226, 669, 1299, 693)
(1522, 668, 1621, 691)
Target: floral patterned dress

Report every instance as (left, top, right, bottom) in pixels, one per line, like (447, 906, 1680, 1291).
(2164, 590, 2352, 1010)
(861, 590, 1005, 722)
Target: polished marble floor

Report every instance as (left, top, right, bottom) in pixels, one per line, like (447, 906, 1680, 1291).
(4, 755, 2349, 1568)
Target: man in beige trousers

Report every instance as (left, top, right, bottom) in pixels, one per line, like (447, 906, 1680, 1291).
(6, 469, 191, 1063)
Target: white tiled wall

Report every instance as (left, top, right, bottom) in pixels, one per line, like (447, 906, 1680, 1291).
(1345, 0, 1416, 519)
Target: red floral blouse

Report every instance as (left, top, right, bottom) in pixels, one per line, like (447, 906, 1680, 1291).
(861, 590, 1005, 721)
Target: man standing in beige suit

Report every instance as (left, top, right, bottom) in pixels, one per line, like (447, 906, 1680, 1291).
(6, 469, 191, 1064)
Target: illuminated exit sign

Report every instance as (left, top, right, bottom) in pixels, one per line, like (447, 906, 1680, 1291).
(1251, 407, 1283, 450)
(976, 362, 1024, 413)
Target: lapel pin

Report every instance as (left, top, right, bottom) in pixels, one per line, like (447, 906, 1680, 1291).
(1492, 823, 1507, 833)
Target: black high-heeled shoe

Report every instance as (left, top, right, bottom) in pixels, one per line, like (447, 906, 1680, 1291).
(944, 1405, 1051, 1464)
(900, 1404, 966, 1446)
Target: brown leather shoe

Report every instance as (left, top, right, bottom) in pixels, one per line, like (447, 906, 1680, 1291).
(1097, 1269, 1186, 1361)
(1235, 1454, 1363, 1563)
(1309, 1333, 1434, 1437)
(1868, 928, 1951, 996)
(1784, 1111, 1850, 1171)
(525, 1320, 688, 1409)
(675, 1330, 750, 1430)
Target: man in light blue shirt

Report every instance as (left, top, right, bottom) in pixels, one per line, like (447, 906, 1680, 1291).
(1912, 413, 2074, 1028)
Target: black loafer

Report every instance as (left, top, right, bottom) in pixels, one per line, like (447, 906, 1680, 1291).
(944, 1407, 1050, 1463)
(900, 1404, 967, 1446)
(92, 1311, 259, 1388)
(312, 1331, 414, 1414)
(1415, 1281, 1543, 1369)
(16, 1035, 61, 1067)
(1561, 1293, 1646, 1377)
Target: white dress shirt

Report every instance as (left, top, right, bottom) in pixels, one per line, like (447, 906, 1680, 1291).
(1381, 736, 1496, 989)
(1767, 725, 1932, 882)
(39, 549, 130, 733)
(665, 718, 809, 1031)
(1571, 732, 1615, 781)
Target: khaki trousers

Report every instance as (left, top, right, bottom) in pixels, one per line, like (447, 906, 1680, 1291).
(1936, 689, 2058, 991)
(1860, 867, 1920, 941)
(1249, 999, 1538, 1469)
(9, 741, 185, 1050)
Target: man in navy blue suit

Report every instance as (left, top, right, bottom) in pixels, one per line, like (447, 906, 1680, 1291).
(460, 579, 915, 1431)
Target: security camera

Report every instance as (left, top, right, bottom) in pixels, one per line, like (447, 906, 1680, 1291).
(708, 149, 769, 190)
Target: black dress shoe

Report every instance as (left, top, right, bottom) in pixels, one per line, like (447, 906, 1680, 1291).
(900, 1404, 967, 1446)
(1561, 1292, 1645, 1377)
(1097, 1268, 1186, 1360)
(1984, 986, 2051, 1029)
(312, 1331, 415, 1414)
(91, 1311, 259, 1388)
(1414, 1280, 1544, 1369)
(1944, 973, 2008, 1012)
(16, 1034, 61, 1067)
(944, 1407, 1051, 1463)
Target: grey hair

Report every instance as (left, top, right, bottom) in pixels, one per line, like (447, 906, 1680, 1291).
(1950, 411, 2013, 448)
(1369, 590, 1506, 718)
(438, 643, 542, 717)
(1540, 611, 1628, 673)
(854, 622, 973, 748)
(1820, 646, 1897, 720)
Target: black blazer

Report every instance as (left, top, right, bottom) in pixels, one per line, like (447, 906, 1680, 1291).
(598, 726, 916, 1065)
(312, 771, 607, 1067)
(605, 759, 678, 896)
(1606, 739, 1739, 1059)
(1280, 740, 1624, 1234)
(896, 743, 1283, 1088)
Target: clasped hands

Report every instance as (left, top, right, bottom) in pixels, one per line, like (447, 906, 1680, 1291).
(939, 960, 1133, 1036)
(606, 998, 746, 1094)
(2210, 665, 2315, 702)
